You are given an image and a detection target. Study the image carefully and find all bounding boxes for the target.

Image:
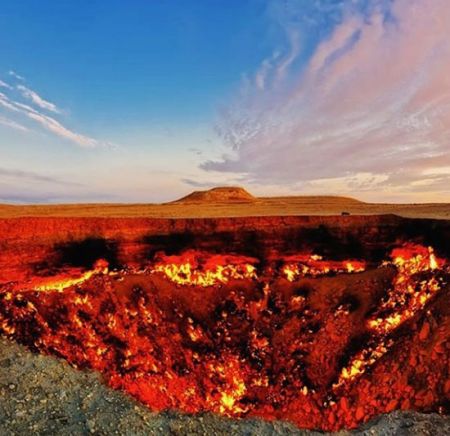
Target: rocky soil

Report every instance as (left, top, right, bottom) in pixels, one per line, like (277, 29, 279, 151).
(1, 337, 448, 436)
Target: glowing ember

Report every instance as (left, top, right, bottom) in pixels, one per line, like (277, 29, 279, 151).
(367, 245, 446, 335)
(281, 254, 365, 281)
(0, 245, 448, 431)
(152, 251, 257, 287)
(19, 259, 109, 293)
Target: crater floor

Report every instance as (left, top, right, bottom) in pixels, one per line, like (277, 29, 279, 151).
(0, 214, 449, 432)
(1, 337, 449, 435)
(1, 244, 448, 431)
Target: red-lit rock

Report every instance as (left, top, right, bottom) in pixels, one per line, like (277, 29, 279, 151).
(0, 215, 449, 432)
(419, 322, 430, 341)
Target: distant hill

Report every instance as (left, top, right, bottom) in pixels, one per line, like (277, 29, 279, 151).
(1, 186, 449, 219)
(172, 187, 256, 203)
(173, 187, 365, 205)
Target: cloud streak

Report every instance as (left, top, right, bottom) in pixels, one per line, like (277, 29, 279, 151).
(0, 167, 81, 185)
(17, 84, 60, 113)
(203, 0, 450, 200)
(8, 70, 25, 81)
(0, 80, 12, 90)
(0, 115, 28, 132)
(0, 78, 107, 147)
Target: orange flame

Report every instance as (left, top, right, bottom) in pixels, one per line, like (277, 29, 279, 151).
(25, 259, 109, 293)
(281, 254, 365, 281)
(367, 245, 445, 335)
(0, 245, 448, 431)
(152, 250, 257, 286)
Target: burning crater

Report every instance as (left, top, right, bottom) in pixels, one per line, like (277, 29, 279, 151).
(0, 215, 449, 431)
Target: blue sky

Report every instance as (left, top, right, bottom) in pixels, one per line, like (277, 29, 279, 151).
(1, 0, 449, 203)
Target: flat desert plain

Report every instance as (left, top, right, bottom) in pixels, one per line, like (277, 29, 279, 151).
(0, 187, 449, 219)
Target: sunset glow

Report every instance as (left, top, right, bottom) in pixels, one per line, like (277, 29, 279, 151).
(1, 0, 449, 203)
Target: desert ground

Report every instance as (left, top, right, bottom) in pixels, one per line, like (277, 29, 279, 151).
(1, 187, 449, 219)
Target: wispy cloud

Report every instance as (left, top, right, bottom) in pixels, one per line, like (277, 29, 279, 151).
(8, 70, 25, 81)
(203, 0, 450, 200)
(26, 110, 100, 147)
(0, 77, 108, 147)
(0, 80, 12, 90)
(0, 115, 28, 132)
(0, 192, 56, 204)
(180, 178, 218, 188)
(17, 84, 60, 113)
(0, 167, 88, 203)
(0, 167, 81, 185)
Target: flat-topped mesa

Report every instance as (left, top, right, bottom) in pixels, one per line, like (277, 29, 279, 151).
(173, 186, 256, 203)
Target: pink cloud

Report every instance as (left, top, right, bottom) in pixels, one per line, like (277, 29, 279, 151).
(203, 0, 450, 201)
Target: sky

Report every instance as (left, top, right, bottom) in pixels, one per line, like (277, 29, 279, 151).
(0, 0, 449, 203)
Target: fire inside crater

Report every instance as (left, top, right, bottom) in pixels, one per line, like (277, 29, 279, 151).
(0, 244, 449, 431)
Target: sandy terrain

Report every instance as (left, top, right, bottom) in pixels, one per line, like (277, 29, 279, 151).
(1, 187, 449, 219)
